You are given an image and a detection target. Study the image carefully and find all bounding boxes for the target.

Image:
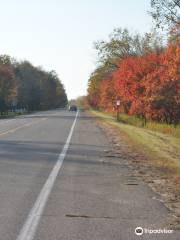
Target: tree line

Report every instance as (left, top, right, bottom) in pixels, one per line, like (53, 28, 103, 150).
(0, 55, 67, 114)
(87, 0, 180, 125)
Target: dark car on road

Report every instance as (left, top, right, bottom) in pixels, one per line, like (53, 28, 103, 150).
(69, 105, 77, 111)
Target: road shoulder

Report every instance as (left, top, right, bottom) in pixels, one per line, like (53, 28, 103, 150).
(90, 110, 180, 230)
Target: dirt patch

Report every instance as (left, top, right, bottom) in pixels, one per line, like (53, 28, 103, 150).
(95, 119, 180, 230)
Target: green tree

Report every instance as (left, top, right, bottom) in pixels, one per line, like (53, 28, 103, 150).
(0, 55, 16, 114)
(15, 61, 42, 111)
(0, 55, 67, 113)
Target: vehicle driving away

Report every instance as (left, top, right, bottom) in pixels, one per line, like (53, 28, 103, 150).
(68, 105, 77, 111)
(0, 0, 179, 240)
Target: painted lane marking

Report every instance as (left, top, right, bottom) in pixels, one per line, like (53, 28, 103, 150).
(16, 111, 78, 240)
(0, 118, 47, 137)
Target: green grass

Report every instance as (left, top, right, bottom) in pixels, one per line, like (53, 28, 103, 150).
(91, 110, 180, 174)
(105, 112, 180, 138)
(0, 111, 25, 119)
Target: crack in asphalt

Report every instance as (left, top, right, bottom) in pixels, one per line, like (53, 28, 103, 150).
(65, 214, 115, 219)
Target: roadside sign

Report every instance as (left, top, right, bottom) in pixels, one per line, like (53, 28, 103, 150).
(116, 100, 120, 106)
(116, 100, 120, 121)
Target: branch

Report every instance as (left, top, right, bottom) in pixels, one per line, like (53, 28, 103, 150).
(172, 0, 180, 8)
(161, 1, 179, 20)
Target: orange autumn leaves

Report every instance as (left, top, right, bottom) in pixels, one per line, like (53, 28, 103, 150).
(88, 42, 180, 124)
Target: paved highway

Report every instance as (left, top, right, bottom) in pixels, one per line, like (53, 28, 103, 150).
(0, 110, 179, 240)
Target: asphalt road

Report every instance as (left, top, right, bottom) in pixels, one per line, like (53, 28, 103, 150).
(0, 110, 179, 240)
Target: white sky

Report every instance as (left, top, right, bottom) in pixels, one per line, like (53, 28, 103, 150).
(0, 0, 152, 99)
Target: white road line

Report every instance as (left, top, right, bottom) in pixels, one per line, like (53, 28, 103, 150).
(16, 111, 79, 240)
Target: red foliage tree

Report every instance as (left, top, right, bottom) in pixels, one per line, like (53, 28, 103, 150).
(88, 34, 180, 124)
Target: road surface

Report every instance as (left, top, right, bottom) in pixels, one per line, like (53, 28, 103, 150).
(0, 110, 179, 240)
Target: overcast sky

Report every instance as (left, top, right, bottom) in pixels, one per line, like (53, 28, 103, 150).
(0, 0, 152, 99)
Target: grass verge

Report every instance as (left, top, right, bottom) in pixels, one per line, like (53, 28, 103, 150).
(91, 110, 180, 183)
(108, 112, 180, 138)
(0, 112, 27, 119)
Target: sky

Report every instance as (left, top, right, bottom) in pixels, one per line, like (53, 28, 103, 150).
(0, 0, 152, 99)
